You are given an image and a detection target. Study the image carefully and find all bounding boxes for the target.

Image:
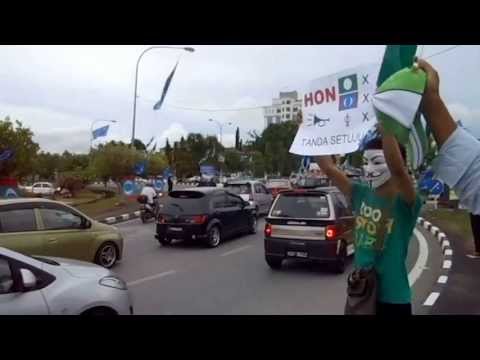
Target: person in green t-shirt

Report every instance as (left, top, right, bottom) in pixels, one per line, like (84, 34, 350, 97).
(316, 129, 422, 315)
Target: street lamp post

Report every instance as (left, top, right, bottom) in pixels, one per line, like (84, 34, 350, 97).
(131, 46, 195, 145)
(90, 119, 117, 151)
(208, 119, 233, 146)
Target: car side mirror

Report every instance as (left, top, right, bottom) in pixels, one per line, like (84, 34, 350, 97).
(20, 269, 37, 291)
(82, 218, 92, 229)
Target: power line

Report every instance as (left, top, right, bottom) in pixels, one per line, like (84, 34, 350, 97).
(424, 45, 462, 60)
(166, 104, 267, 112)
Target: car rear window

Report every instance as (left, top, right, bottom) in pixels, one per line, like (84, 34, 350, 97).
(224, 184, 252, 195)
(270, 193, 330, 218)
(160, 191, 209, 214)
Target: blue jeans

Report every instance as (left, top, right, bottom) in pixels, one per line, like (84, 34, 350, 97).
(432, 127, 480, 215)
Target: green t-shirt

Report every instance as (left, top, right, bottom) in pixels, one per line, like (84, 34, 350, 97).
(351, 182, 422, 304)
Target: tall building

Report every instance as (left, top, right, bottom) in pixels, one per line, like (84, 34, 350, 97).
(263, 91, 302, 128)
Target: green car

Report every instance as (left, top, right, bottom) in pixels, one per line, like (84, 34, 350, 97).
(0, 198, 124, 268)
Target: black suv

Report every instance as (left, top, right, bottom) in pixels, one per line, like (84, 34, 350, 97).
(155, 188, 257, 247)
(264, 187, 354, 273)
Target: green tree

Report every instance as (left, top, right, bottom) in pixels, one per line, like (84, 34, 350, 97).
(147, 152, 168, 176)
(0, 117, 40, 180)
(91, 141, 141, 192)
(224, 149, 243, 173)
(164, 139, 173, 165)
(133, 139, 147, 151)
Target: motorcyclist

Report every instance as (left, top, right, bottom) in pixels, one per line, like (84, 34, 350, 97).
(140, 181, 158, 214)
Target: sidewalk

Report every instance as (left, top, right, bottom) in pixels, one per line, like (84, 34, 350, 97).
(424, 209, 480, 314)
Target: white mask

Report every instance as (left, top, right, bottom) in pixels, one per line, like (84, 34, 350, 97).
(363, 150, 391, 189)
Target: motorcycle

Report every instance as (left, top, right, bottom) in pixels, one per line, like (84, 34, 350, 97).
(137, 195, 158, 223)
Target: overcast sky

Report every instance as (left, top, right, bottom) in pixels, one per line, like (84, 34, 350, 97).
(0, 45, 478, 153)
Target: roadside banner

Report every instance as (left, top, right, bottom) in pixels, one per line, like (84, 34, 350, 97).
(290, 63, 380, 156)
(200, 165, 218, 177)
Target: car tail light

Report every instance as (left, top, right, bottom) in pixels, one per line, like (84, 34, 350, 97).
(192, 215, 208, 224)
(264, 223, 272, 237)
(326, 225, 337, 240)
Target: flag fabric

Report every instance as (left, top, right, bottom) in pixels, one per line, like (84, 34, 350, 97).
(92, 125, 110, 140)
(373, 67, 428, 170)
(153, 61, 179, 111)
(0, 149, 14, 162)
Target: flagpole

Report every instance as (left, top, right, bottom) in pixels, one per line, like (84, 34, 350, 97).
(130, 46, 195, 146)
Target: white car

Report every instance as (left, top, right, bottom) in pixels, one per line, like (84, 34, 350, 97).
(31, 182, 55, 196)
(0, 247, 133, 315)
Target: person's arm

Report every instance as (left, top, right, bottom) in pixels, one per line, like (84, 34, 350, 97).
(380, 130, 416, 205)
(416, 58, 457, 148)
(316, 155, 353, 199)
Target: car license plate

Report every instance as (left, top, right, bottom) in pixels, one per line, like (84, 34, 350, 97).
(287, 251, 308, 258)
(169, 227, 183, 232)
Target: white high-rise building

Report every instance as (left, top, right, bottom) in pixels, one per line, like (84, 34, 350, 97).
(263, 91, 302, 128)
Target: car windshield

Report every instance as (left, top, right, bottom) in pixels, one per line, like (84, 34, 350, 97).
(224, 184, 251, 195)
(267, 180, 290, 188)
(271, 194, 330, 218)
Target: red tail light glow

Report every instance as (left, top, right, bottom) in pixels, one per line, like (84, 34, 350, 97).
(326, 225, 337, 240)
(192, 215, 208, 224)
(264, 223, 272, 237)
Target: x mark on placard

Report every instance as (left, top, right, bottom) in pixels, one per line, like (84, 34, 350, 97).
(362, 112, 370, 122)
(363, 94, 370, 103)
(362, 74, 369, 85)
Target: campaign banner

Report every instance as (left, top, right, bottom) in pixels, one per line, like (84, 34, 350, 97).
(290, 63, 381, 156)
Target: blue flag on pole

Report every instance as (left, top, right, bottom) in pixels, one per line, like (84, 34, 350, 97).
(92, 125, 110, 140)
(153, 61, 179, 111)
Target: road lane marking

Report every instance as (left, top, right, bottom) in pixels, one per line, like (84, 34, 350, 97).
(437, 275, 448, 284)
(127, 270, 176, 287)
(423, 292, 440, 306)
(441, 240, 451, 250)
(444, 249, 453, 256)
(443, 260, 452, 269)
(220, 245, 253, 257)
(409, 229, 429, 287)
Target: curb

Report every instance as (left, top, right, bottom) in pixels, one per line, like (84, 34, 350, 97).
(100, 211, 142, 225)
(416, 216, 453, 308)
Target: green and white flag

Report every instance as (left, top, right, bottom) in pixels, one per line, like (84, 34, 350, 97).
(373, 67, 428, 169)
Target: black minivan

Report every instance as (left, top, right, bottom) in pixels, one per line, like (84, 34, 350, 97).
(155, 188, 257, 247)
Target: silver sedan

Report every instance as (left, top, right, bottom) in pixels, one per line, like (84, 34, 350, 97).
(0, 247, 133, 315)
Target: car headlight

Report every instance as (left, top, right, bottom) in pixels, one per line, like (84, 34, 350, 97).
(99, 276, 127, 290)
(249, 201, 254, 206)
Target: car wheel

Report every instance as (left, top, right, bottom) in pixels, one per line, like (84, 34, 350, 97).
(249, 215, 258, 234)
(81, 307, 118, 316)
(158, 236, 173, 246)
(206, 225, 221, 248)
(265, 255, 282, 269)
(95, 242, 119, 268)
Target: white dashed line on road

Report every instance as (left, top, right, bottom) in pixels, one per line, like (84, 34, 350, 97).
(423, 292, 440, 306)
(443, 260, 452, 269)
(127, 270, 176, 287)
(444, 249, 453, 256)
(437, 275, 448, 284)
(220, 245, 253, 257)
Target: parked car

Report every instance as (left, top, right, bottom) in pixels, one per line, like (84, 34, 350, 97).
(31, 182, 55, 197)
(224, 180, 273, 216)
(0, 198, 124, 268)
(266, 178, 292, 197)
(155, 188, 257, 247)
(264, 187, 355, 273)
(0, 246, 133, 315)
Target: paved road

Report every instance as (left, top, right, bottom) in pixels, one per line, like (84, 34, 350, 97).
(112, 217, 442, 315)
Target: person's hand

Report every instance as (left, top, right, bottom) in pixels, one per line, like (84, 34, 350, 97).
(296, 111, 303, 125)
(415, 57, 440, 100)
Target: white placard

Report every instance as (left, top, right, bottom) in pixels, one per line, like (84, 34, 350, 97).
(290, 63, 381, 156)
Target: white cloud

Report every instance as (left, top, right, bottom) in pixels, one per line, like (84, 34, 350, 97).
(222, 134, 236, 148)
(158, 122, 188, 146)
(447, 102, 480, 137)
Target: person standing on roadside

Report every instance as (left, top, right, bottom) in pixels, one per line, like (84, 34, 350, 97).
(167, 176, 173, 193)
(416, 59, 480, 258)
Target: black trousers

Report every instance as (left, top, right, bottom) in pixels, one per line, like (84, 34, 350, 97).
(376, 302, 412, 316)
(469, 213, 480, 253)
